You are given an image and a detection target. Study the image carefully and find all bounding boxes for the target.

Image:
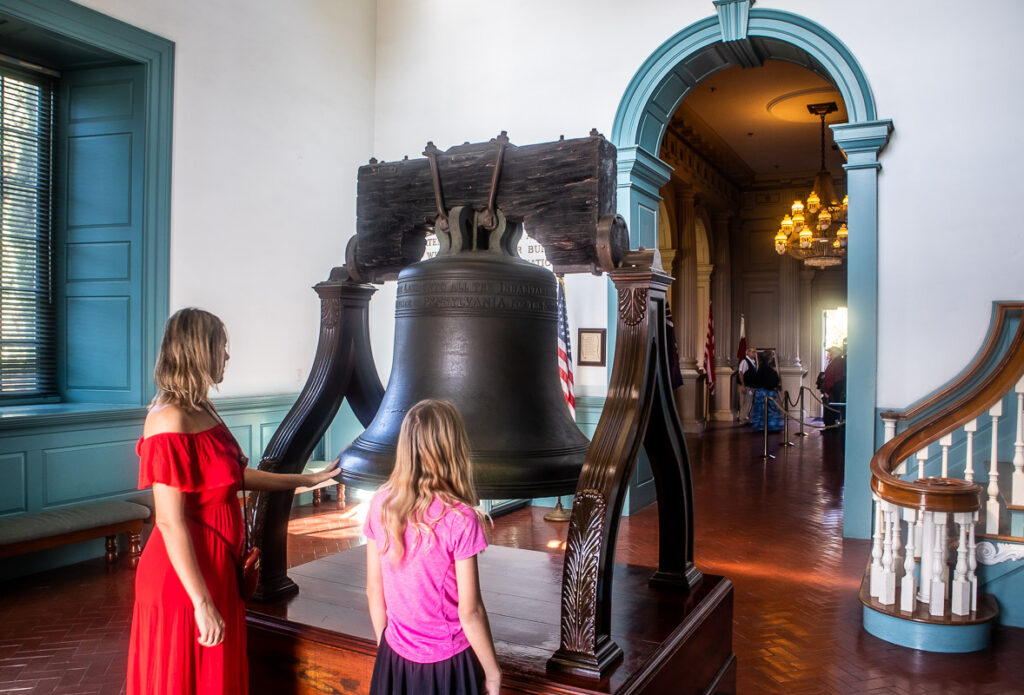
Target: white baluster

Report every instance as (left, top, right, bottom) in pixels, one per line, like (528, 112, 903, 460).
(969, 511, 978, 612)
(1014, 377, 1024, 505)
(893, 503, 905, 580)
(918, 511, 934, 603)
(880, 502, 897, 605)
(883, 415, 898, 443)
(951, 512, 971, 616)
(901, 508, 917, 613)
(914, 504, 925, 561)
(894, 458, 908, 477)
(940, 433, 953, 478)
(930, 513, 947, 616)
(987, 402, 1003, 534)
(917, 446, 930, 480)
(870, 494, 884, 598)
(964, 418, 978, 482)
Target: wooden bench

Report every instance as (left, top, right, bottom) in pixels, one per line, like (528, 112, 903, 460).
(0, 500, 151, 567)
(295, 461, 342, 506)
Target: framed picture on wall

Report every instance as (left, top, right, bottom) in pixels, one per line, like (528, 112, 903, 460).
(577, 328, 607, 366)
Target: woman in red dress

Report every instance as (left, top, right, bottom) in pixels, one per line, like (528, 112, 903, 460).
(126, 308, 339, 694)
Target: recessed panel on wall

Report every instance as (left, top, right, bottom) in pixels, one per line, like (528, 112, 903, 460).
(749, 229, 781, 267)
(637, 204, 658, 250)
(42, 440, 139, 506)
(66, 296, 131, 390)
(746, 289, 779, 350)
(229, 425, 253, 464)
(638, 112, 665, 154)
(67, 133, 132, 228)
(67, 241, 131, 282)
(652, 72, 688, 117)
(0, 453, 28, 515)
(260, 422, 282, 456)
(68, 80, 134, 123)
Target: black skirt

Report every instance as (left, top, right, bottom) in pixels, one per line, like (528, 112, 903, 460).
(369, 634, 484, 695)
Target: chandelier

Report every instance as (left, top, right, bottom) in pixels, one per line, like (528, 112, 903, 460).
(774, 102, 848, 268)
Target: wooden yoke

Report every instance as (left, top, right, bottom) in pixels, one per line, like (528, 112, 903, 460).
(249, 266, 384, 601)
(547, 251, 702, 679)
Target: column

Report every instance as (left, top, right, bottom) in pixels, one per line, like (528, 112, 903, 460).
(799, 268, 816, 419)
(777, 254, 804, 414)
(831, 119, 893, 539)
(674, 188, 700, 432)
(711, 212, 734, 421)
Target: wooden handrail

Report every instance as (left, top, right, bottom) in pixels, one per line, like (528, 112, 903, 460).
(871, 302, 1024, 512)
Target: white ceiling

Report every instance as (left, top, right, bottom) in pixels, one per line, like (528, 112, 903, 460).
(678, 60, 848, 180)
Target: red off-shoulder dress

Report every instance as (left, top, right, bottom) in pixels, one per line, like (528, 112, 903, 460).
(127, 424, 248, 695)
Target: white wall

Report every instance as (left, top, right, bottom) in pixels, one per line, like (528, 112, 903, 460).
(71, 0, 1024, 409)
(74, 0, 378, 397)
(375, 0, 1024, 408)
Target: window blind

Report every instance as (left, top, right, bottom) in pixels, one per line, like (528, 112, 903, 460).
(0, 69, 54, 399)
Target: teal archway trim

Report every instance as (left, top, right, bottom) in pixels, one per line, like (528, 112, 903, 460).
(609, 3, 891, 540)
(611, 9, 878, 153)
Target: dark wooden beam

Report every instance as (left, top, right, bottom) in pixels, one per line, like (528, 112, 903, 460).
(351, 134, 625, 281)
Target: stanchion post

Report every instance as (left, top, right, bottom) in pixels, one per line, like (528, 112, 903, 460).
(780, 390, 795, 447)
(796, 387, 808, 437)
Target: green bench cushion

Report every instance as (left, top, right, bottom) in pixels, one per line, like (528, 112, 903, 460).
(0, 500, 151, 546)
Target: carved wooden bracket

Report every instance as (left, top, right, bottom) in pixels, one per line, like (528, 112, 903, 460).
(547, 258, 702, 680)
(249, 267, 384, 601)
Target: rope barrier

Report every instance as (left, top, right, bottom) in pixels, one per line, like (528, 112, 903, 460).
(754, 386, 847, 460)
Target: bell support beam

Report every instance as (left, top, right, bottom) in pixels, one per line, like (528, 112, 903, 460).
(353, 134, 628, 280)
(250, 267, 384, 601)
(547, 251, 702, 680)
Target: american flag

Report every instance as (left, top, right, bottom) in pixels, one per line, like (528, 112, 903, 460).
(736, 314, 747, 361)
(556, 275, 575, 420)
(704, 302, 716, 395)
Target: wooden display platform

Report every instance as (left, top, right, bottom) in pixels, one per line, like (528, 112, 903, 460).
(247, 545, 735, 695)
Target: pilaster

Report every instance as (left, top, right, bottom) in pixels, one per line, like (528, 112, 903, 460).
(832, 119, 893, 537)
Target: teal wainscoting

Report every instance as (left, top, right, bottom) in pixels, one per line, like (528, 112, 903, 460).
(0, 394, 351, 581)
(977, 543, 1024, 628)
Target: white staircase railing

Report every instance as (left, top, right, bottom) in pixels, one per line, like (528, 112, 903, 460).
(867, 302, 1024, 623)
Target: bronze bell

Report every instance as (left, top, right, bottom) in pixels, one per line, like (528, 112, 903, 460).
(339, 205, 590, 498)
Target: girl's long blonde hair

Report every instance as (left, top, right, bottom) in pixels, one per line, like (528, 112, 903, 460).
(378, 399, 481, 561)
(151, 308, 228, 411)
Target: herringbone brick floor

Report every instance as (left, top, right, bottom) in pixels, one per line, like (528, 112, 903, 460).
(2, 424, 1023, 693)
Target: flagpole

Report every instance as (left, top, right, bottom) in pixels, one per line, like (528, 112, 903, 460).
(548, 273, 574, 523)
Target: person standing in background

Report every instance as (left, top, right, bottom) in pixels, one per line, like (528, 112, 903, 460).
(737, 346, 758, 423)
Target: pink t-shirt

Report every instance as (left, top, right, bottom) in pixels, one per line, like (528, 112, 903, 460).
(363, 491, 488, 663)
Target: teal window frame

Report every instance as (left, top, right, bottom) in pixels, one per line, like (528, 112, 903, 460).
(0, 0, 173, 409)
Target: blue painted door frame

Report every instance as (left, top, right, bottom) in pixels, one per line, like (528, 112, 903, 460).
(610, 2, 893, 538)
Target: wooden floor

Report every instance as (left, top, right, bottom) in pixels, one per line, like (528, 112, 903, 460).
(3, 423, 1024, 694)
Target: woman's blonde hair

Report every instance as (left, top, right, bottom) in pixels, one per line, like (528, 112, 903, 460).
(151, 308, 228, 411)
(378, 399, 481, 561)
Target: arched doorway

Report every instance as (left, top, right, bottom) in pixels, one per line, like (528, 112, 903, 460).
(611, 2, 892, 538)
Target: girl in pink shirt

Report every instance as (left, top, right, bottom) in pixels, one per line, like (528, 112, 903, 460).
(363, 399, 501, 695)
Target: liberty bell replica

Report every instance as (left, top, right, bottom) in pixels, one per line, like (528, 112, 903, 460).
(328, 133, 626, 498)
(340, 202, 590, 497)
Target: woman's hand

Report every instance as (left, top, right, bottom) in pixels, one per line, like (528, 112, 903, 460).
(194, 598, 225, 647)
(306, 458, 341, 486)
(484, 670, 502, 695)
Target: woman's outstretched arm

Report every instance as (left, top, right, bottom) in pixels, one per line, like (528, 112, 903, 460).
(243, 459, 340, 491)
(456, 555, 501, 695)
